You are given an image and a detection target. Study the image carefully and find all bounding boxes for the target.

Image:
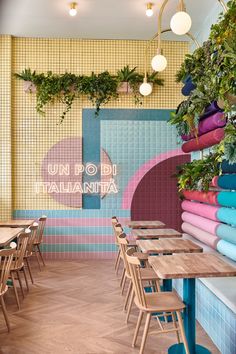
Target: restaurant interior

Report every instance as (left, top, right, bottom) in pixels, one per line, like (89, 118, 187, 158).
(0, 0, 236, 353)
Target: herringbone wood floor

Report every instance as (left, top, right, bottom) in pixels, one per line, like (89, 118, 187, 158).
(0, 260, 220, 354)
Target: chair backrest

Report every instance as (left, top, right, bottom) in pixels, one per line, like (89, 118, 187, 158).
(126, 247, 147, 308)
(117, 233, 131, 277)
(25, 222, 39, 256)
(113, 221, 123, 245)
(35, 215, 47, 244)
(11, 230, 30, 270)
(0, 243, 16, 295)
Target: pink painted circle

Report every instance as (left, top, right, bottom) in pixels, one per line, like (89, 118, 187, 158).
(41, 138, 113, 207)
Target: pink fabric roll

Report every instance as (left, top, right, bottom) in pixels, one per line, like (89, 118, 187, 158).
(183, 190, 219, 205)
(181, 112, 226, 141)
(181, 200, 219, 221)
(182, 222, 220, 249)
(181, 128, 225, 153)
(211, 176, 219, 188)
(181, 212, 220, 235)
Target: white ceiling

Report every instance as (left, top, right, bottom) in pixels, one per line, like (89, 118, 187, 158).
(0, 0, 225, 40)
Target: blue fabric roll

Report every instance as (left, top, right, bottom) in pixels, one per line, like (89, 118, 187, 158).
(217, 207, 236, 226)
(217, 175, 236, 190)
(217, 192, 236, 208)
(181, 76, 196, 96)
(217, 239, 236, 261)
(217, 224, 236, 245)
(221, 160, 236, 174)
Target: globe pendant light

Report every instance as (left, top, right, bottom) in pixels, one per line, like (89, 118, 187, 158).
(139, 78, 153, 96)
(151, 53, 167, 72)
(170, 11, 192, 35)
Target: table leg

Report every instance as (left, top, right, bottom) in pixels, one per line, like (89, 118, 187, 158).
(168, 278, 211, 354)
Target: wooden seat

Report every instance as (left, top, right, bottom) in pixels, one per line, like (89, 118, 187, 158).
(9, 230, 30, 309)
(117, 232, 160, 324)
(24, 223, 39, 286)
(0, 242, 16, 332)
(33, 216, 47, 270)
(126, 247, 190, 354)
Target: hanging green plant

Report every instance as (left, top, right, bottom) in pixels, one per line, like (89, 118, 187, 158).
(215, 117, 236, 164)
(175, 152, 222, 193)
(78, 71, 118, 116)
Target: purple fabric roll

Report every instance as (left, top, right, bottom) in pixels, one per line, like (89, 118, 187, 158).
(199, 101, 223, 121)
(182, 112, 226, 141)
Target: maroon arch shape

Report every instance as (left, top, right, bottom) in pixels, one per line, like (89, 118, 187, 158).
(131, 154, 191, 232)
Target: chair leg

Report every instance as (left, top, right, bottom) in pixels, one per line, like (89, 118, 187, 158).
(139, 312, 151, 354)
(176, 311, 190, 354)
(121, 274, 127, 295)
(0, 296, 11, 332)
(37, 244, 46, 266)
(26, 257, 34, 284)
(22, 267, 29, 292)
(126, 288, 134, 323)
(11, 272, 21, 310)
(114, 249, 120, 270)
(119, 267, 125, 287)
(172, 312, 180, 343)
(16, 270, 24, 299)
(123, 281, 132, 312)
(34, 248, 42, 271)
(132, 310, 144, 347)
(116, 255, 122, 275)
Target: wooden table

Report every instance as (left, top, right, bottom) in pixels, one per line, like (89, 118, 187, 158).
(137, 239, 203, 254)
(149, 253, 236, 354)
(0, 227, 24, 247)
(0, 219, 35, 228)
(127, 220, 165, 229)
(132, 228, 182, 239)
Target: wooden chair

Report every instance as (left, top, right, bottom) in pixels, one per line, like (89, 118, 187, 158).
(33, 215, 47, 270)
(126, 248, 190, 354)
(111, 216, 120, 273)
(0, 242, 16, 332)
(9, 230, 30, 309)
(24, 222, 39, 286)
(117, 233, 160, 324)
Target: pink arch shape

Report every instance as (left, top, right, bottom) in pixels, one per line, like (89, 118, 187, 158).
(122, 148, 184, 210)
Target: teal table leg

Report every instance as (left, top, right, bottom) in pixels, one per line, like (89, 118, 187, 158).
(168, 278, 211, 354)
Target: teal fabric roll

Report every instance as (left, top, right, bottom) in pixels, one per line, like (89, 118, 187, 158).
(217, 224, 236, 245)
(217, 240, 236, 261)
(217, 175, 236, 190)
(221, 160, 236, 174)
(217, 192, 236, 208)
(217, 207, 236, 226)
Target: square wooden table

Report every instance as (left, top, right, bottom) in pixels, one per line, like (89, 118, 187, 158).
(132, 228, 182, 240)
(127, 220, 165, 229)
(0, 219, 35, 228)
(137, 239, 203, 254)
(0, 227, 24, 247)
(149, 253, 236, 354)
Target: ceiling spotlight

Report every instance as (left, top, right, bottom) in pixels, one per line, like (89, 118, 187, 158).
(146, 3, 154, 17)
(69, 2, 78, 17)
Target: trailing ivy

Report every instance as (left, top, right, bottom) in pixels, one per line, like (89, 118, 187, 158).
(15, 66, 164, 123)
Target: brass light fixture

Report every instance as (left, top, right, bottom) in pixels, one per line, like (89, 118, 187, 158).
(69, 2, 78, 17)
(146, 3, 154, 17)
(151, 0, 227, 72)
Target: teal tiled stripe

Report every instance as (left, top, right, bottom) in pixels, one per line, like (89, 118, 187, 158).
(13, 209, 130, 218)
(42, 244, 116, 252)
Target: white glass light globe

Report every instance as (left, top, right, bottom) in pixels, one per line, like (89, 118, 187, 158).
(146, 9, 153, 17)
(170, 11, 192, 35)
(151, 54, 167, 72)
(69, 8, 77, 16)
(139, 82, 152, 96)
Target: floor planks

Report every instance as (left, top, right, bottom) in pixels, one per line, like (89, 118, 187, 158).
(0, 260, 220, 354)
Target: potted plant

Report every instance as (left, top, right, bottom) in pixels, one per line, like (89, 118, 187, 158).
(78, 71, 118, 116)
(14, 68, 37, 93)
(116, 66, 143, 94)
